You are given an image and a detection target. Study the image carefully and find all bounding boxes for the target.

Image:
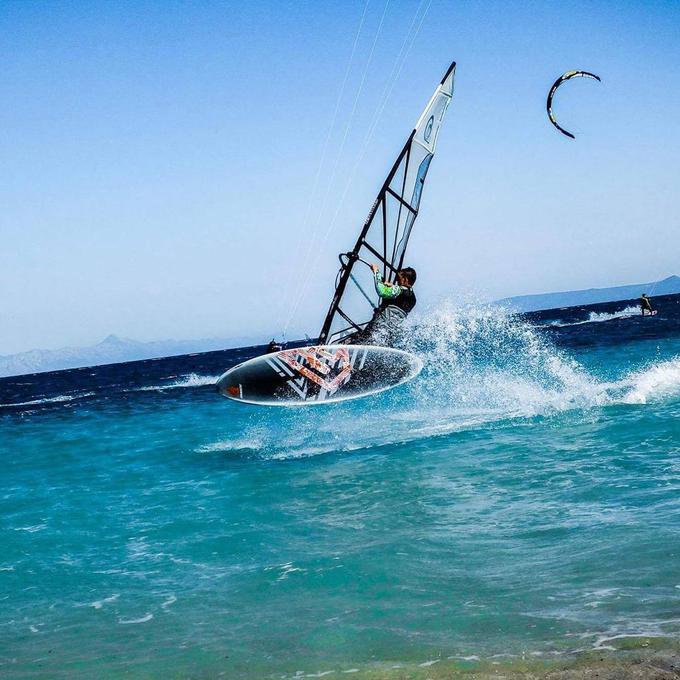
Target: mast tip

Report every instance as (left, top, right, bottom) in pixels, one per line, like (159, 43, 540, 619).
(441, 61, 456, 84)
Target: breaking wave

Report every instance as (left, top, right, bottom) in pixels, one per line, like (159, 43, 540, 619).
(402, 302, 608, 415)
(197, 437, 265, 454)
(1, 373, 219, 409)
(201, 302, 680, 460)
(542, 305, 640, 328)
(618, 357, 680, 404)
(0, 392, 95, 408)
(136, 373, 219, 392)
(201, 304, 607, 458)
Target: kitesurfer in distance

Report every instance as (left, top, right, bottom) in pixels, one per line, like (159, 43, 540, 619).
(640, 293, 655, 316)
(349, 264, 417, 345)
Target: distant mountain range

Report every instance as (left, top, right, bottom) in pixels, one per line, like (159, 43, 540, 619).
(0, 334, 262, 379)
(496, 276, 680, 313)
(3, 276, 679, 378)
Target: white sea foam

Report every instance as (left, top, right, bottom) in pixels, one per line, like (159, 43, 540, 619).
(220, 303, 613, 460)
(205, 302, 680, 460)
(160, 594, 177, 609)
(136, 373, 219, 392)
(565, 613, 680, 654)
(448, 655, 481, 661)
(542, 305, 641, 328)
(591, 624, 680, 650)
(13, 524, 47, 533)
(89, 594, 119, 610)
(408, 302, 608, 408)
(197, 437, 264, 453)
(618, 358, 680, 404)
(118, 613, 153, 624)
(0, 392, 95, 408)
(265, 562, 306, 581)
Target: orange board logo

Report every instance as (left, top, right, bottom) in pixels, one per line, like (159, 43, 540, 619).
(277, 347, 353, 395)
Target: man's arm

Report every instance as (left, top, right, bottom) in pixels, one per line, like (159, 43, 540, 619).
(371, 265, 401, 299)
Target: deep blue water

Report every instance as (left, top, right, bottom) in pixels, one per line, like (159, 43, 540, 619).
(2, 295, 680, 678)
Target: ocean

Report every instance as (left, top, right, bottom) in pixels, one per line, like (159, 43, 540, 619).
(2, 295, 680, 679)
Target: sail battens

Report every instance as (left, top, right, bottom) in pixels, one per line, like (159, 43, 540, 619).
(336, 307, 363, 332)
(385, 186, 418, 215)
(318, 62, 456, 345)
(361, 241, 396, 269)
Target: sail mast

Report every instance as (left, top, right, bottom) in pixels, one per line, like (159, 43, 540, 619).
(318, 61, 456, 344)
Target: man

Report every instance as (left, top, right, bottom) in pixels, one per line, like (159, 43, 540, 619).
(640, 293, 655, 316)
(348, 264, 417, 345)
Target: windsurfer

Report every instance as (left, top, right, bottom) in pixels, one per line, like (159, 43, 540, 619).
(316, 62, 455, 347)
(348, 264, 416, 345)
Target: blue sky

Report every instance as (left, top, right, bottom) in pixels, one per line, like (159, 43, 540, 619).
(1, 0, 679, 353)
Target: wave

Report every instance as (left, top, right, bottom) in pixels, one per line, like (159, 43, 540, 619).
(117, 613, 153, 625)
(618, 357, 680, 404)
(197, 437, 264, 454)
(203, 304, 613, 459)
(202, 302, 680, 460)
(403, 302, 609, 413)
(136, 373, 219, 392)
(0, 392, 95, 408)
(542, 305, 641, 328)
(2, 373, 219, 408)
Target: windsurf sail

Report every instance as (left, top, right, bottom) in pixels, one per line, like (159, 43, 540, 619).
(318, 62, 456, 344)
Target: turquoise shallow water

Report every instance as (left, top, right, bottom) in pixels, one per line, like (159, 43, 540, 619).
(2, 301, 680, 678)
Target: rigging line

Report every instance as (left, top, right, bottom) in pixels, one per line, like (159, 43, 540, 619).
(367, 0, 431, 269)
(370, 0, 430, 127)
(288, 0, 429, 333)
(291, 0, 433, 324)
(325, 0, 432, 235)
(647, 270, 668, 298)
(314, 0, 426, 254)
(310, 0, 392, 228)
(355, 0, 433, 168)
(283, 0, 392, 334)
(284, 0, 391, 333)
(277, 0, 371, 336)
(283, 0, 371, 333)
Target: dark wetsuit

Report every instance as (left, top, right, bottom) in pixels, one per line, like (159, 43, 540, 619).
(348, 271, 416, 345)
(640, 296, 654, 315)
(377, 284, 416, 315)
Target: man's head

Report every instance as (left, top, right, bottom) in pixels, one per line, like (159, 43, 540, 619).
(642, 293, 648, 298)
(397, 267, 416, 287)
